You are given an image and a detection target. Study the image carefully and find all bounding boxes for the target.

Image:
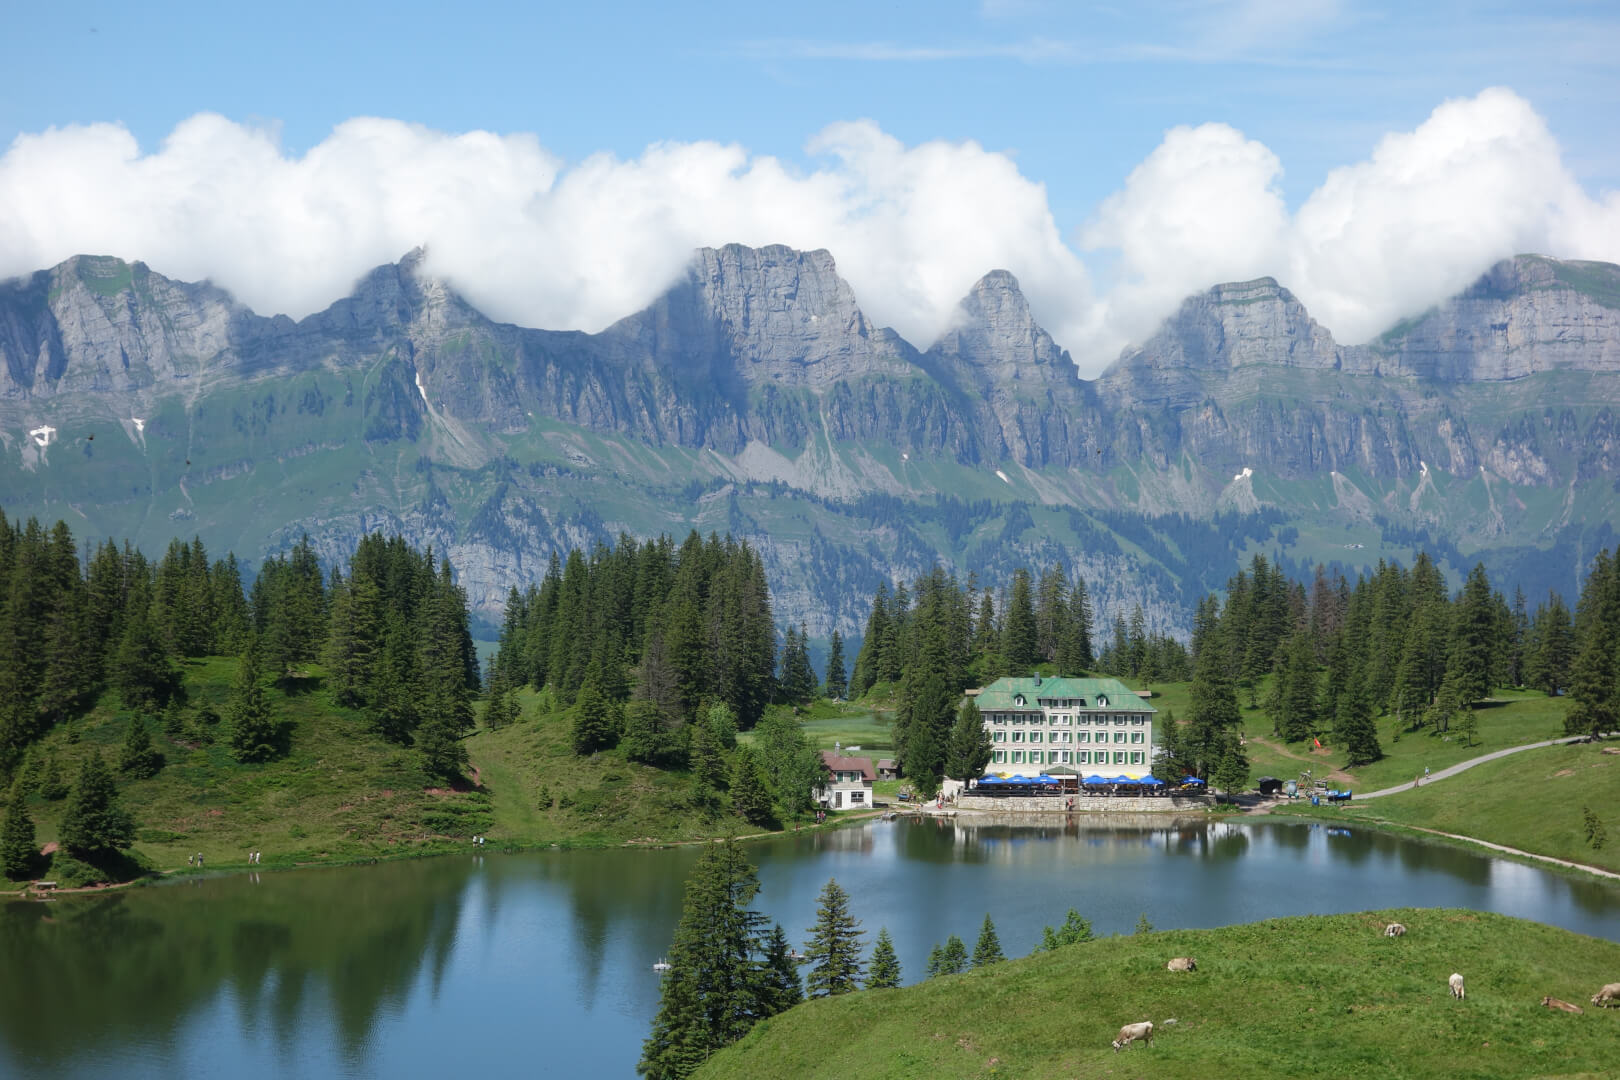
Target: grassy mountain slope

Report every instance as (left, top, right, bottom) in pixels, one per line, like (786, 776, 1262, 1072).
(699, 910, 1620, 1079)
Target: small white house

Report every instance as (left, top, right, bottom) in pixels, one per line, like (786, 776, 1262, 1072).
(815, 752, 875, 811)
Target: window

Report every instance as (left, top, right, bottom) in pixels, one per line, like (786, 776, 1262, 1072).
(1075, 731, 1088, 743)
(851, 790, 866, 803)
(993, 731, 1005, 742)
(1132, 716, 1145, 725)
(1049, 751, 1061, 764)
(1075, 750, 1088, 764)
(1114, 732, 1127, 744)
(1050, 715, 1061, 725)
(1012, 731, 1023, 742)
(1115, 716, 1127, 726)
(1131, 752, 1144, 765)
(1097, 695, 1109, 708)
(1130, 732, 1144, 744)
(1013, 695, 1025, 706)
(1114, 751, 1126, 764)
(1060, 732, 1070, 743)
(1012, 751, 1025, 764)
(1030, 731, 1042, 743)
(993, 750, 1006, 763)
(1060, 751, 1071, 764)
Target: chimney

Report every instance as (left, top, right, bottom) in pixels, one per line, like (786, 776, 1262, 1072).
(1032, 672, 1041, 686)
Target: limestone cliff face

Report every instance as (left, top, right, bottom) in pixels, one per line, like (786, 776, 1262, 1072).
(1364, 256, 1620, 379)
(7, 245, 1620, 632)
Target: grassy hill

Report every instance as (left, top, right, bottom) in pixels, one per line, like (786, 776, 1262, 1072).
(699, 910, 1620, 1080)
(3, 656, 494, 885)
(2, 664, 885, 887)
(1144, 679, 1572, 792)
(1314, 741, 1620, 876)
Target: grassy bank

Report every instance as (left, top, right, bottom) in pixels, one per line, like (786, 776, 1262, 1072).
(699, 909, 1620, 1079)
(2, 665, 891, 887)
(3, 657, 494, 886)
(1144, 680, 1572, 792)
(1296, 740, 1620, 876)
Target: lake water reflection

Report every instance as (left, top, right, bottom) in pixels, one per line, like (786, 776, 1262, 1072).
(3, 817, 1617, 1078)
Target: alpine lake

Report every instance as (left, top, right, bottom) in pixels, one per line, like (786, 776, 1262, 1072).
(4, 816, 1619, 1078)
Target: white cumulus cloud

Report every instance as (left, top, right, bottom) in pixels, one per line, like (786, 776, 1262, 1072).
(1, 88, 1618, 378)
(1083, 86, 1620, 353)
(0, 114, 1091, 359)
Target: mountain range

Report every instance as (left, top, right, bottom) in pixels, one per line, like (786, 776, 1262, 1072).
(4, 244, 1620, 644)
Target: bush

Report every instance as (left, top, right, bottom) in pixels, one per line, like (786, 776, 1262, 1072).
(48, 853, 105, 888)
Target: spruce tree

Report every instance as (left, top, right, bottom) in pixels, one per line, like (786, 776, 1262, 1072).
(58, 751, 135, 856)
(638, 839, 770, 1079)
(804, 878, 865, 997)
(865, 927, 901, 989)
(937, 934, 968, 975)
(1448, 563, 1497, 705)
(1456, 704, 1479, 748)
(118, 716, 165, 778)
(1213, 733, 1250, 801)
(416, 700, 470, 782)
(924, 942, 946, 979)
(943, 697, 992, 781)
(571, 666, 620, 755)
(730, 746, 774, 828)
(1, 780, 36, 880)
(227, 647, 279, 763)
(972, 913, 1005, 966)
(1035, 908, 1093, 952)
(690, 721, 726, 792)
(758, 923, 804, 1016)
(1001, 569, 1037, 672)
(1135, 912, 1154, 934)
(824, 630, 847, 700)
(1336, 665, 1382, 766)
(112, 602, 180, 712)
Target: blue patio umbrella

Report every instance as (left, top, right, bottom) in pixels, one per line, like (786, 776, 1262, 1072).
(1082, 774, 1110, 785)
(1033, 774, 1060, 785)
(1181, 776, 1206, 785)
(977, 775, 1002, 785)
(1139, 776, 1166, 786)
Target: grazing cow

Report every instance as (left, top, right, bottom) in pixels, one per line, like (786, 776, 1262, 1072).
(1111, 1021, 1153, 1052)
(1541, 996, 1584, 1014)
(1384, 923, 1406, 937)
(1166, 957, 1197, 972)
(1591, 983, 1620, 1007)
(1449, 973, 1465, 1000)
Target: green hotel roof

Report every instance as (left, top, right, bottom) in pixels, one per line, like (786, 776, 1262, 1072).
(973, 675, 1156, 713)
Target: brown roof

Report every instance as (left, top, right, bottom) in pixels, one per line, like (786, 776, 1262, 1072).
(819, 751, 875, 781)
(876, 759, 896, 770)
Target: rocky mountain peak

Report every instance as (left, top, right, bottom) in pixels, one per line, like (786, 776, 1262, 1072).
(602, 242, 918, 386)
(929, 269, 1070, 378)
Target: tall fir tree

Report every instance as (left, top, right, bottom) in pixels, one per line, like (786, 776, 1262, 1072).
(118, 716, 165, 779)
(943, 697, 992, 781)
(638, 839, 771, 1079)
(803, 878, 865, 997)
(1001, 569, 1037, 673)
(1, 780, 36, 880)
(730, 746, 774, 827)
(823, 630, 847, 700)
(757, 923, 804, 1016)
(1035, 908, 1094, 952)
(226, 646, 279, 763)
(58, 751, 135, 856)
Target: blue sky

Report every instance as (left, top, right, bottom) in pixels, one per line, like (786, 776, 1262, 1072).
(5, 0, 1619, 369)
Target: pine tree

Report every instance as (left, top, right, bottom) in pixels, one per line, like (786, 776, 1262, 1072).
(823, 630, 847, 700)
(416, 703, 470, 782)
(1449, 563, 1497, 704)
(758, 923, 803, 1016)
(1001, 569, 1037, 672)
(38, 755, 67, 801)
(58, 751, 135, 856)
(118, 716, 165, 778)
(1135, 912, 1154, 934)
(227, 647, 279, 763)
(1336, 663, 1382, 766)
(865, 927, 901, 989)
(571, 665, 620, 755)
(1568, 551, 1620, 739)
(705, 702, 739, 751)
(943, 697, 991, 781)
(804, 878, 865, 997)
(1526, 592, 1576, 696)
(1, 780, 36, 880)
(730, 746, 774, 827)
(1035, 908, 1094, 952)
(638, 839, 771, 1079)
(1456, 704, 1479, 748)
(972, 913, 1005, 966)
(691, 721, 726, 792)
(924, 942, 946, 978)
(937, 934, 968, 975)
(112, 601, 180, 712)
(1213, 733, 1250, 801)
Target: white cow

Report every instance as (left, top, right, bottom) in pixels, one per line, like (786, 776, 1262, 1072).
(1449, 973, 1465, 1000)
(1591, 982, 1620, 1007)
(1384, 923, 1406, 937)
(1112, 1021, 1153, 1052)
(1166, 957, 1197, 972)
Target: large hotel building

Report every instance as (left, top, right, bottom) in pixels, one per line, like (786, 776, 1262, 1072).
(973, 675, 1156, 775)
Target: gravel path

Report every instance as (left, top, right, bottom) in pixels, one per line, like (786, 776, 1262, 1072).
(1358, 735, 1593, 799)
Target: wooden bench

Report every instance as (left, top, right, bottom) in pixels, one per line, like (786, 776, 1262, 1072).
(33, 881, 57, 891)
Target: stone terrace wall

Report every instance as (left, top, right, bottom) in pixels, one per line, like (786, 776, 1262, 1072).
(957, 794, 1211, 813)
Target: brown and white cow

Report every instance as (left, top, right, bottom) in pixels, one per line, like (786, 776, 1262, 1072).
(1112, 1021, 1153, 1052)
